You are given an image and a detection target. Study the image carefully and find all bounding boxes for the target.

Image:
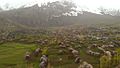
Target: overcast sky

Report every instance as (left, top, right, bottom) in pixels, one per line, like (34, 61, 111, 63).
(0, 0, 120, 10)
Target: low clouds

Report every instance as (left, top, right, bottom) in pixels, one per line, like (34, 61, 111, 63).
(74, 0, 120, 9)
(0, 0, 120, 10)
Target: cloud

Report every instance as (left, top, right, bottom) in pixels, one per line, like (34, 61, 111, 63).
(0, 0, 120, 10)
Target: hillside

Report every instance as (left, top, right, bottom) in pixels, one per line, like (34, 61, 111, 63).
(0, 1, 120, 30)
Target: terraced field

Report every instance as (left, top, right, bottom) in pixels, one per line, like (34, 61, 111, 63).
(0, 42, 100, 68)
(0, 37, 120, 68)
(0, 42, 38, 68)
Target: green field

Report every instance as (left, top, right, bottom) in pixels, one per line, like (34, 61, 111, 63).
(0, 42, 80, 68)
(0, 42, 38, 68)
(0, 41, 119, 68)
(0, 42, 100, 68)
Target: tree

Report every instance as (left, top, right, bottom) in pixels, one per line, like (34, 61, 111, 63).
(100, 55, 111, 68)
(111, 51, 120, 66)
(98, 7, 107, 15)
(98, 7, 120, 16)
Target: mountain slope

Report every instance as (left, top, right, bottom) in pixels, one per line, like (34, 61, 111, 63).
(0, 1, 120, 30)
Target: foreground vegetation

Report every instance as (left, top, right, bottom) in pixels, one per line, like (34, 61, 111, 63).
(0, 42, 37, 68)
(0, 24, 120, 68)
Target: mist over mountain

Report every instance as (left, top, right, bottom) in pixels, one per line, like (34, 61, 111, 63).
(0, 1, 120, 31)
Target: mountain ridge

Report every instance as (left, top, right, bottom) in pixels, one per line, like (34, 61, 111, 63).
(0, 1, 120, 31)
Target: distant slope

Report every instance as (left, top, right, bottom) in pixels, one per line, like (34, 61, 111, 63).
(0, 2, 120, 30)
(0, 15, 30, 31)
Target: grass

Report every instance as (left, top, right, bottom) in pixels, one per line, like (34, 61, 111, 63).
(0, 42, 80, 68)
(0, 42, 36, 68)
(0, 42, 102, 68)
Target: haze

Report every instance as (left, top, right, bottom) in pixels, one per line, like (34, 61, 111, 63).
(0, 0, 120, 10)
